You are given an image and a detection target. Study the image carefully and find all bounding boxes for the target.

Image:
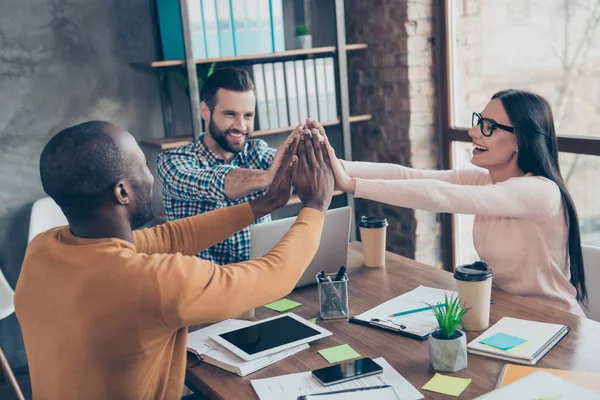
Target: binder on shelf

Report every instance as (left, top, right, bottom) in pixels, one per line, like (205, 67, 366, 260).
(324, 58, 339, 121)
(189, 0, 207, 59)
(252, 64, 270, 130)
(245, 0, 261, 55)
(202, 0, 220, 58)
(294, 60, 309, 122)
(231, 0, 248, 56)
(216, 0, 235, 57)
(314, 58, 329, 122)
(273, 62, 289, 128)
(257, 0, 273, 54)
(284, 61, 300, 127)
(304, 59, 319, 120)
(270, 0, 285, 52)
(263, 63, 280, 129)
(156, 0, 206, 60)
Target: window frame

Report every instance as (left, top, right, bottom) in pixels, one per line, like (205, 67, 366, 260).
(437, 0, 600, 271)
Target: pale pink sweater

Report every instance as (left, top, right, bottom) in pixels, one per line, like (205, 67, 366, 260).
(343, 160, 585, 317)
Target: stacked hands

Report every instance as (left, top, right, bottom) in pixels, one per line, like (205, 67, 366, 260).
(252, 118, 356, 216)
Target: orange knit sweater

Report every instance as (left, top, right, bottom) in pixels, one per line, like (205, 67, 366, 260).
(15, 203, 324, 399)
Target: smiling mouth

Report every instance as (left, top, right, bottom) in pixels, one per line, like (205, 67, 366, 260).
(227, 132, 247, 139)
(473, 143, 488, 152)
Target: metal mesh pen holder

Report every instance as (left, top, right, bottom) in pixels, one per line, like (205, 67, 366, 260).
(316, 273, 349, 320)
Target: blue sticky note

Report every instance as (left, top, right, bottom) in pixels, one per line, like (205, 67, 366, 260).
(480, 332, 527, 351)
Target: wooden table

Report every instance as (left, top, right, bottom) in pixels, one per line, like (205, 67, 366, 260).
(186, 242, 600, 399)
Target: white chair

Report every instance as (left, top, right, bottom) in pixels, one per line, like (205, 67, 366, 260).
(582, 244, 600, 322)
(28, 197, 68, 243)
(0, 269, 25, 400)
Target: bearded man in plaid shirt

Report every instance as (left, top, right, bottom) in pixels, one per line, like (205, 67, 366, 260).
(157, 67, 295, 264)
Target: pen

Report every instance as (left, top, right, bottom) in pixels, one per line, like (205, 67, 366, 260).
(388, 304, 443, 318)
(323, 276, 346, 317)
(334, 265, 347, 282)
(298, 385, 393, 398)
(389, 299, 494, 317)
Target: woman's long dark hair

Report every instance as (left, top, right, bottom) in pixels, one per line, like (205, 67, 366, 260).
(492, 89, 587, 306)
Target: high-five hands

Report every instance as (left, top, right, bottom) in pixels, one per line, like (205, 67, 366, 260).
(292, 128, 335, 213)
(251, 119, 341, 217)
(301, 119, 356, 195)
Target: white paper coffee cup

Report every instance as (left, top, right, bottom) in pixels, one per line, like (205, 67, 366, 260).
(454, 261, 493, 331)
(359, 216, 388, 267)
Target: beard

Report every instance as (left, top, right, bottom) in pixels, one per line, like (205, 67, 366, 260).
(129, 179, 154, 230)
(208, 116, 248, 154)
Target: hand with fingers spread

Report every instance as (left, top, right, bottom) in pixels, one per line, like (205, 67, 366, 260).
(292, 131, 335, 213)
(267, 126, 303, 181)
(249, 134, 300, 219)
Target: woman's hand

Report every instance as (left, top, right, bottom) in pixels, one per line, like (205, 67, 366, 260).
(323, 134, 356, 194)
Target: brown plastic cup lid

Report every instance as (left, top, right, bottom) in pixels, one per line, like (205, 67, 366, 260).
(359, 216, 388, 228)
(454, 261, 493, 282)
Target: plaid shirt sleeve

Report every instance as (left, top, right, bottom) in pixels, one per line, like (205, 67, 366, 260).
(157, 149, 236, 202)
(254, 139, 276, 170)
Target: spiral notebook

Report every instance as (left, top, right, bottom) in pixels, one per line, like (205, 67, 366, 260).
(349, 286, 457, 340)
(467, 317, 569, 365)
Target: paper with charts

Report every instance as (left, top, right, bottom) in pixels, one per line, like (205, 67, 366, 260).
(250, 357, 423, 400)
(354, 285, 458, 337)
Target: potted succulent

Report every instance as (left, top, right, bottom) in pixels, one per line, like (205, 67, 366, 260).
(295, 24, 312, 49)
(428, 295, 469, 372)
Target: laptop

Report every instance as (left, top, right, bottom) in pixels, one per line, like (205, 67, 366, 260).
(250, 206, 352, 288)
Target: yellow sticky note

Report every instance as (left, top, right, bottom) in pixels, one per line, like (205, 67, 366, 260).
(263, 298, 302, 312)
(309, 318, 317, 324)
(318, 344, 361, 364)
(422, 373, 472, 397)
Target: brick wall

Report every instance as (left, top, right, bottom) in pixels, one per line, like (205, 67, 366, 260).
(345, 0, 442, 267)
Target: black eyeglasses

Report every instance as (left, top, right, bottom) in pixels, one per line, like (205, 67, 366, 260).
(472, 112, 515, 137)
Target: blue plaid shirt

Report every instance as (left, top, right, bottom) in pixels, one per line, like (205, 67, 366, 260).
(156, 133, 276, 264)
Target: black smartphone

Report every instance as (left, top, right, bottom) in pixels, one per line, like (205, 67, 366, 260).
(311, 357, 383, 386)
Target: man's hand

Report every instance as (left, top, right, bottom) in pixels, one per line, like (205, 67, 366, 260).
(267, 126, 303, 181)
(249, 135, 299, 220)
(292, 130, 335, 213)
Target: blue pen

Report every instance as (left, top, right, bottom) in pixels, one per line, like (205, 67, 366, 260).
(388, 304, 444, 318)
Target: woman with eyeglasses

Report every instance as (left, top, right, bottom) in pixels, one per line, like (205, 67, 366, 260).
(323, 89, 587, 317)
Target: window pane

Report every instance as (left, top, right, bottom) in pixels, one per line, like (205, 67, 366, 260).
(452, 141, 478, 267)
(451, 143, 600, 268)
(451, 0, 600, 137)
(559, 152, 600, 246)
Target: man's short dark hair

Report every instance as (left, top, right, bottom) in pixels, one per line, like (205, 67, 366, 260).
(200, 67, 255, 110)
(40, 121, 128, 212)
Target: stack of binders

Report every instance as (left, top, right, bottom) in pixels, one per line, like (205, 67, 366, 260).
(156, 0, 286, 60)
(252, 58, 339, 130)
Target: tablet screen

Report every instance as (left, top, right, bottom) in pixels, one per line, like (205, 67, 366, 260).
(218, 315, 321, 355)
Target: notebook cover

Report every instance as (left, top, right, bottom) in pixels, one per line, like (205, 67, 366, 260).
(497, 364, 600, 393)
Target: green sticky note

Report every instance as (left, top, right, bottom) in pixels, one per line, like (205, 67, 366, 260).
(309, 318, 317, 324)
(480, 332, 527, 351)
(263, 298, 302, 312)
(422, 373, 472, 397)
(318, 344, 361, 364)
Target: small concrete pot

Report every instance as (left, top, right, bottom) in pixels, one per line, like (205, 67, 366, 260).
(428, 329, 468, 372)
(296, 34, 312, 49)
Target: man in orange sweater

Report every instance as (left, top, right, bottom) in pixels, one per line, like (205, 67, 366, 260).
(15, 121, 333, 399)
